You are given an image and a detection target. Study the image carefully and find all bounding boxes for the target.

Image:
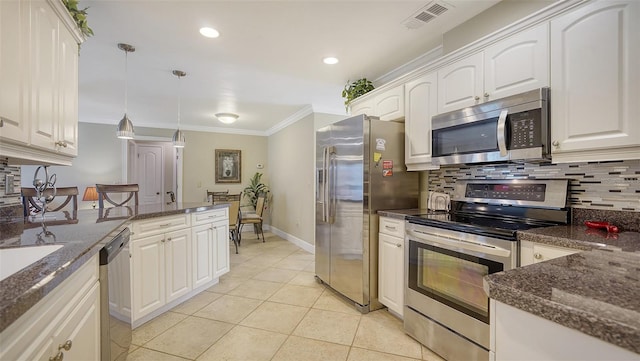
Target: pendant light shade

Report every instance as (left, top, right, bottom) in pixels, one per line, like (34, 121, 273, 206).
(172, 70, 187, 148)
(116, 43, 136, 139)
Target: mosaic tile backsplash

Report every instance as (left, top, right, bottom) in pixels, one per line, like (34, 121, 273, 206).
(0, 157, 21, 207)
(427, 159, 640, 212)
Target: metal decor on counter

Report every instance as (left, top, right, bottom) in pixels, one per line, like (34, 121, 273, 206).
(31, 166, 57, 220)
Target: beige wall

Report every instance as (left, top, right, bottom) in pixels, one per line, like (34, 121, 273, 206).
(443, 0, 553, 54)
(182, 130, 268, 203)
(266, 112, 344, 246)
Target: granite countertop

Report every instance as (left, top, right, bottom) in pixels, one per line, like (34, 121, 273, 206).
(378, 208, 428, 220)
(0, 202, 227, 333)
(485, 225, 640, 354)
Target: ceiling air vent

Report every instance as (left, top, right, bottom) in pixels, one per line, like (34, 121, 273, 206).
(403, 1, 451, 29)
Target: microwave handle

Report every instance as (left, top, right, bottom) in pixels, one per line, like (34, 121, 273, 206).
(497, 109, 508, 157)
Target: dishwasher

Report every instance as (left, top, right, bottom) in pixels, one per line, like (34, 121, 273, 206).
(99, 227, 132, 361)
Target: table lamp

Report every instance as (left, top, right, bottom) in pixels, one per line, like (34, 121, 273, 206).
(83, 186, 99, 209)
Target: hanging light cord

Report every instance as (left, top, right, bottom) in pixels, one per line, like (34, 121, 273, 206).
(177, 74, 182, 129)
(124, 50, 128, 114)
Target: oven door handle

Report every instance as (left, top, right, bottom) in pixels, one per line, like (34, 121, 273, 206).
(497, 109, 508, 157)
(406, 230, 511, 258)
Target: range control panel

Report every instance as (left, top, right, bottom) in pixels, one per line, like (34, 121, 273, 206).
(509, 109, 542, 149)
(465, 183, 547, 201)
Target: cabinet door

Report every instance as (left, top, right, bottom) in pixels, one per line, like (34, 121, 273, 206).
(164, 229, 192, 303)
(29, 1, 59, 151)
(51, 283, 100, 361)
(484, 24, 549, 101)
(550, 0, 640, 160)
(57, 27, 79, 156)
(437, 52, 483, 113)
(192, 223, 214, 289)
(0, 0, 29, 144)
(212, 220, 230, 279)
(350, 99, 374, 116)
(131, 234, 165, 320)
(532, 243, 580, 264)
(378, 233, 404, 317)
(404, 73, 439, 170)
(374, 86, 404, 121)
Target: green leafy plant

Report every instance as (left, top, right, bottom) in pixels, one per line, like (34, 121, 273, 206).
(341, 78, 375, 111)
(242, 172, 270, 210)
(62, 0, 94, 38)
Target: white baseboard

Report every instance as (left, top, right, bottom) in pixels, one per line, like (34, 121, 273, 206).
(268, 225, 315, 254)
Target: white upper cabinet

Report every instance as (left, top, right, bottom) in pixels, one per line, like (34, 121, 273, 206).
(0, 0, 29, 145)
(438, 52, 484, 114)
(405, 72, 439, 171)
(349, 85, 404, 121)
(437, 24, 549, 114)
(0, 0, 82, 165)
(374, 86, 404, 121)
(550, 0, 640, 162)
(484, 24, 549, 101)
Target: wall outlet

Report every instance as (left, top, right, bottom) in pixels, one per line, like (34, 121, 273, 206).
(5, 174, 15, 194)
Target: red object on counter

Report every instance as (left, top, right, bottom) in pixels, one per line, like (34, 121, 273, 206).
(584, 221, 619, 233)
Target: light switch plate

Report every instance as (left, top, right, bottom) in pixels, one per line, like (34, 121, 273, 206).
(5, 175, 15, 194)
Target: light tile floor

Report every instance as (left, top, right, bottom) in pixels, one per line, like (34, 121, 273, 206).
(128, 232, 445, 361)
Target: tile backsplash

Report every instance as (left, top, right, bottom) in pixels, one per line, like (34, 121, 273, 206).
(0, 157, 21, 207)
(427, 159, 640, 212)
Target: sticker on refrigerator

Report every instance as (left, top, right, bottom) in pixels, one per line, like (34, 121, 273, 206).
(376, 138, 386, 151)
(373, 152, 382, 162)
(382, 160, 393, 177)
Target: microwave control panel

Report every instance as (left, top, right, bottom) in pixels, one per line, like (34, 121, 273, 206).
(509, 109, 542, 149)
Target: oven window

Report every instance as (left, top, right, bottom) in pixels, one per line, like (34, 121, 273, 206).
(432, 118, 499, 157)
(408, 241, 504, 323)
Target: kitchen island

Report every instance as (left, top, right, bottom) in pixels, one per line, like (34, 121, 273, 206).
(0, 202, 228, 333)
(485, 225, 640, 360)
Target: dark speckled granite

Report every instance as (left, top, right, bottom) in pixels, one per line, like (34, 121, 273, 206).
(377, 209, 429, 220)
(486, 225, 640, 355)
(0, 202, 227, 332)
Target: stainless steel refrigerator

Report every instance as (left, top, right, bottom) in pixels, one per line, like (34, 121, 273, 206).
(315, 114, 418, 312)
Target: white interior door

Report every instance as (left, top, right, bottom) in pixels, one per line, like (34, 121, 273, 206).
(137, 144, 164, 205)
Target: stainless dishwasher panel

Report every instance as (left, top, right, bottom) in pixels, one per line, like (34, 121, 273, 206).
(100, 227, 132, 361)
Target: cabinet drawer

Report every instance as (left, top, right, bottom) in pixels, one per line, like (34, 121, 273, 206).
(192, 208, 228, 226)
(132, 214, 190, 239)
(379, 217, 405, 238)
(532, 243, 580, 264)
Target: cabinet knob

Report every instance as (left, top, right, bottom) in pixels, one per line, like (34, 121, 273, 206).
(161, 238, 166, 243)
(396, 243, 402, 248)
(484, 92, 490, 98)
(534, 253, 542, 260)
(552, 140, 559, 147)
(55, 141, 68, 148)
(166, 237, 172, 241)
(474, 96, 480, 101)
(49, 351, 64, 361)
(58, 340, 72, 351)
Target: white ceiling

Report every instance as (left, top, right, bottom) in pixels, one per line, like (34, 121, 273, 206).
(78, 0, 500, 136)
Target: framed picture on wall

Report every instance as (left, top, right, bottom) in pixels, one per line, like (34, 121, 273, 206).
(215, 149, 241, 183)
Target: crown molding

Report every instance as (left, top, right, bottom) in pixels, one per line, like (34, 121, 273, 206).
(264, 105, 314, 136)
(374, 45, 443, 86)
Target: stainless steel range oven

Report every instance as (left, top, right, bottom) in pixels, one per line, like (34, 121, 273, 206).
(404, 179, 569, 361)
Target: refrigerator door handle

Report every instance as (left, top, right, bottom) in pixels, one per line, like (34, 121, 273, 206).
(321, 146, 328, 223)
(327, 146, 336, 224)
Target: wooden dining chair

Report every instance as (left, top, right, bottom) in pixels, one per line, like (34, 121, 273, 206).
(239, 193, 266, 243)
(226, 194, 242, 254)
(95, 184, 139, 208)
(208, 190, 229, 204)
(21, 187, 79, 217)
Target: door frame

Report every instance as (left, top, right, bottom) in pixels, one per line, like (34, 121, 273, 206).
(121, 136, 183, 203)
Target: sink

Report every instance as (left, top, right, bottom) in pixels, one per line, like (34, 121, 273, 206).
(0, 245, 63, 281)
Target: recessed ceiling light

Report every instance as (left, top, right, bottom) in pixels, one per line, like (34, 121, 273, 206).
(323, 57, 339, 65)
(199, 27, 220, 38)
(215, 113, 239, 124)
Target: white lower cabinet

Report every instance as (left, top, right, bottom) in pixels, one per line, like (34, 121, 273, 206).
(550, 0, 640, 162)
(520, 241, 580, 266)
(491, 299, 639, 360)
(0, 255, 100, 361)
(378, 216, 405, 317)
(130, 211, 229, 327)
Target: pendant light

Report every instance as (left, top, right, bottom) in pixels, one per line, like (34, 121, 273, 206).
(116, 43, 136, 139)
(172, 70, 186, 148)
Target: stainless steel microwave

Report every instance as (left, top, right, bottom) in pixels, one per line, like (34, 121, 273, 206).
(431, 87, 550, 165)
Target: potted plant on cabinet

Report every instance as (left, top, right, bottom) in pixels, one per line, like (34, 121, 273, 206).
(342, 78, 375, 111)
